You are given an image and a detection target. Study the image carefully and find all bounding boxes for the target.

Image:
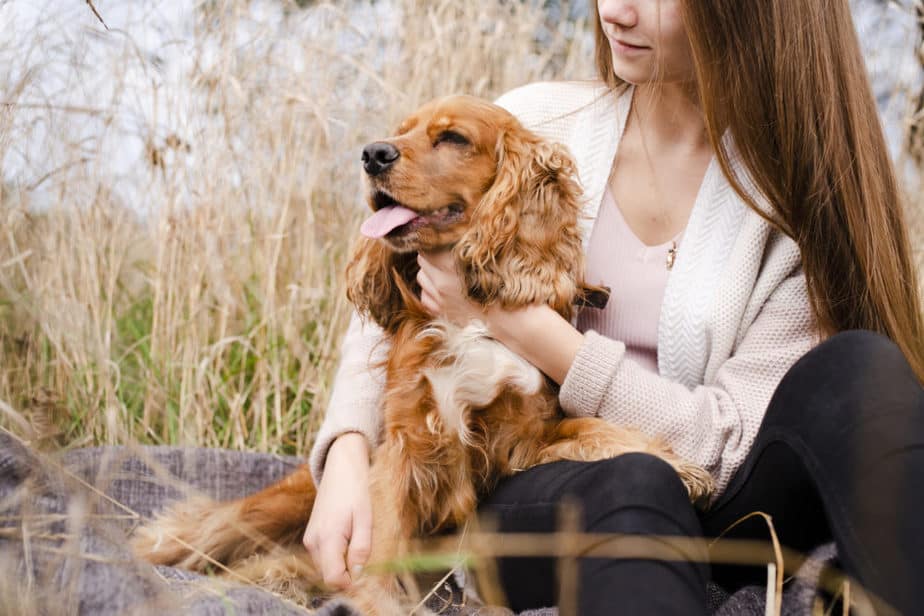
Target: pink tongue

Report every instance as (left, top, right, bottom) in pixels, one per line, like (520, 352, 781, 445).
(360, 205, 420, 238)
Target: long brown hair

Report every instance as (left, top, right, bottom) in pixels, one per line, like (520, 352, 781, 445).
(592, 0, 924, 382)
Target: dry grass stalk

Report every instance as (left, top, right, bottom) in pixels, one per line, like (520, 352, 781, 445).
(0, 0, 590, 453)
(417, 530, 885, 615)
(0, 0, 921, 613)
(0, 0, 918, 451)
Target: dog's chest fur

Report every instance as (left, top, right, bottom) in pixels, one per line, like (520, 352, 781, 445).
(420, 319, 545, 441)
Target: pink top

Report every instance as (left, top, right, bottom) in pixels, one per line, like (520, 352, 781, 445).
(576, 187, 682, 374)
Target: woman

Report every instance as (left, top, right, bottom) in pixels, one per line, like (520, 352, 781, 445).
(304, 1, 924, 614)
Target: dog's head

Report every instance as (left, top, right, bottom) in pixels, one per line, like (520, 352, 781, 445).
(358, 95, 502, 253)
(347, 95, 597, 333)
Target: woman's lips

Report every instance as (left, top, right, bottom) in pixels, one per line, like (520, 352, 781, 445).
(611, 38, 650, 54)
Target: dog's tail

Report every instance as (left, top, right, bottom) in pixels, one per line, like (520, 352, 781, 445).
(132, 464, 316, 572)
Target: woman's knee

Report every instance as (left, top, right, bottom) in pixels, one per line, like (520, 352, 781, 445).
(766, 330, 921, 433)
(760, 329, 924, 473)
(809, 330, 915, 386)
(567, 453, 700, 536)
(786, 330, 911, 390)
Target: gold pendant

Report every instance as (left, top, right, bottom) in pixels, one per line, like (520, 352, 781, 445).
(666, 241, 677, 270)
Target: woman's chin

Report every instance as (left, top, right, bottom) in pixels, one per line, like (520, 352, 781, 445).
(609, 57, 655, 85)
(611, 71, 652, 87)
(610, 61, 696, 89)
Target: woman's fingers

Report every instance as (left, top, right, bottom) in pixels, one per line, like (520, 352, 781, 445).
(416, 264, 433, 293)
(346, 506, 372, 579)
(420, 293, 436, 315)
(418, 248, 454, 272)
(318, 531, 352, 589)
(417, 249, 482, 324)
(416, 261, 440, 314)
(304, 519, 351, 589)
(303, 434, 372, 590)
(416, 251, 453, 292)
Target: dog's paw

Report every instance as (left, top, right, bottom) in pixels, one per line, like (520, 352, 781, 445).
(229, 549, 324, 606)
(677, 462, 715, 506)
(131, 495, 230, 570)
(344, 575, 407, 616)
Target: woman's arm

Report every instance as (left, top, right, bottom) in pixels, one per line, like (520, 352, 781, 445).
(307, 311, 388, 482)
(304, 311, 387, 589)
(557, 270, 814, 492)
(417, 249, 816, 494)
(416, 250, 585, 384)
(486, 303, 584, 385)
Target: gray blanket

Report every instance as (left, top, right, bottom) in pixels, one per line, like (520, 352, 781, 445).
(0, 431, 836, 615)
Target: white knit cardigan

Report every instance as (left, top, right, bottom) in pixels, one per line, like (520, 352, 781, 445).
(308, 81, 818, 495)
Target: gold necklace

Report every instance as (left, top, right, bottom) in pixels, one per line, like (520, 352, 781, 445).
(666, 241, 678, 270)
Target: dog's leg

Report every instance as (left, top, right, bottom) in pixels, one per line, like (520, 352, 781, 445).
(534, 418, 715, 504)
(225, 546, 327, 607)
(132, 464, 316, 571)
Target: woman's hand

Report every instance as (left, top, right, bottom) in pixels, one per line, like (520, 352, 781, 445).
(303, 433, 371, 590)
(416, 249, 485, 325)
(416, 249, 584, 384)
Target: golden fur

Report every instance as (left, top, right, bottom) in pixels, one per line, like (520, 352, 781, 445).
(132, 95, 713, 614)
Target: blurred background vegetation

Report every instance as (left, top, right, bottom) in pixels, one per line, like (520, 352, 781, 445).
(0, 0, 921, 457)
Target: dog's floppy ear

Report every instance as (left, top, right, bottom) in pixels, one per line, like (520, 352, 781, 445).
(345, 238, 422, 334)
(454, 128, 586, 320)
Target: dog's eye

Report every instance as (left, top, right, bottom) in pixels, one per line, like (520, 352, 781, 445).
(434, 131, 470, 147)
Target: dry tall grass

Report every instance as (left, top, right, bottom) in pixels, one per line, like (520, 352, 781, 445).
(1, 1, 920, 456)
(0, 0, 592, 454)
(0, 1, 921, 615)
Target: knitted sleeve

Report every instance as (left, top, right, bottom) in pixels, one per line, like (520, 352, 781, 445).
(559, 266, 816, 495)
(307, 312, 389, 484)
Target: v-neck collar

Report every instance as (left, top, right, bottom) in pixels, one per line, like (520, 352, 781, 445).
(658, 136, 749, 385)
(577, 84, 750, 385)
(575, 85, 633, 245)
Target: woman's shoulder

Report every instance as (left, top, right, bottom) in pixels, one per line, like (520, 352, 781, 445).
(494, 79, 607, 107)
(494, 80, 620, 130)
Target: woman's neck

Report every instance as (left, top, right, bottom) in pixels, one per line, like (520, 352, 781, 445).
(631, 81, 709, 154)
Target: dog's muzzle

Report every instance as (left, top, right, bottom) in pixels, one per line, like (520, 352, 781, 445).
(362, 142, 400, 176)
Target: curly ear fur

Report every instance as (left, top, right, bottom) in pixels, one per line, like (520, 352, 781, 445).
(454, 129, 586, 320)
(345, 238, 424, 334)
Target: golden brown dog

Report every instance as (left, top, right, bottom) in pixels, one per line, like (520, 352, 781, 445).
(132, 95, 713, 614)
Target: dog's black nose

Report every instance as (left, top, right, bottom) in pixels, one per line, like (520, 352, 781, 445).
(362, 142, 400, 176)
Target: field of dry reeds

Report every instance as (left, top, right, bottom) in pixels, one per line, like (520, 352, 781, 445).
(1, 0, 921, 456)
(1, 0, 920, 456)
(0, 0, 596, 454)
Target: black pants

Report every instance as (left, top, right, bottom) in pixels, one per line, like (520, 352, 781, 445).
(479, 331, 924, 615)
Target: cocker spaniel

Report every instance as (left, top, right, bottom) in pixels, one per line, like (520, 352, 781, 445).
(132, 95, 713, 614)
